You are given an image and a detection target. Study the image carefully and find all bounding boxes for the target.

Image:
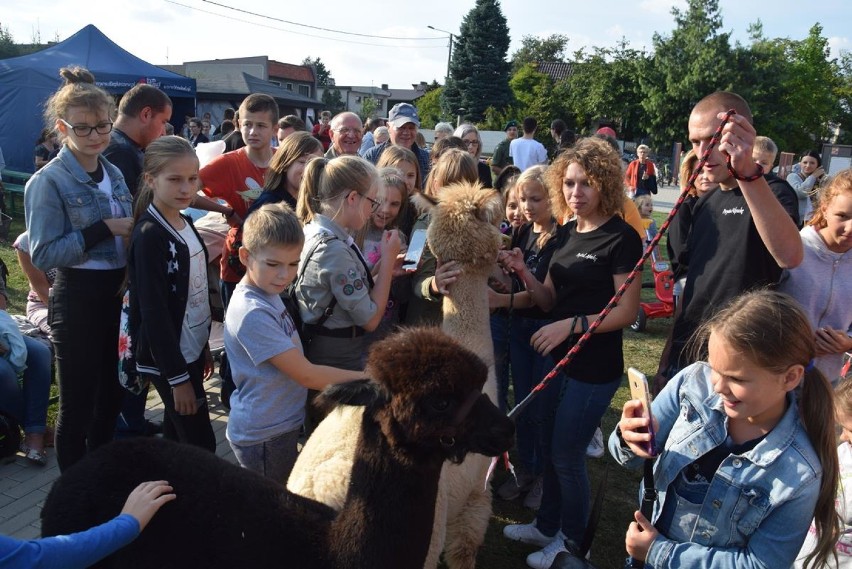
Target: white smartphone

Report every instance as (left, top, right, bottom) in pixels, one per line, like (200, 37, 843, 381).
(403, 228, 428, 271)
(627, 368, 657, 456)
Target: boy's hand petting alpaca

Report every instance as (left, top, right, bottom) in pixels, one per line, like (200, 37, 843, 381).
(432, 259, 461, 295)
(626, 510, 659, 562)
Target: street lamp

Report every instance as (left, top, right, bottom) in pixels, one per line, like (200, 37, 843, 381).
(427, 25, 455, 83)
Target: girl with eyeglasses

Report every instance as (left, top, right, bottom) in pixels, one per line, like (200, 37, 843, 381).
(294, 155, 401, 372)
(24, 67, 134, 472)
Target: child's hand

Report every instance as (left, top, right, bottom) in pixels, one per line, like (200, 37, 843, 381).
(172, 383, 198, 416)
(530, 319, 572, 356)
(120, 481, 176, 532)
(380, 230, 402, 261)
(626, 510, 659, 562)
(432, 260, 461, 295)
(202, 346, 214, 381)
(815, 327, 852, 356)
(618, 399, 658, 459)
(105, 217, 133, 238)
(497, 247, 526, 275)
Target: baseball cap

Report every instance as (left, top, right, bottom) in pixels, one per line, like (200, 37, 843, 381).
(504, 120, 518, 131)
(596, 126, 617, 139)
(388, 103, 421, 128)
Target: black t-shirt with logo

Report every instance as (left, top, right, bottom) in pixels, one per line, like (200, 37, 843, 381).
(547, 216, 642, 383)
(670, 183, 799, 367)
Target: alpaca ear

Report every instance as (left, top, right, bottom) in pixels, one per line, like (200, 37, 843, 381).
(474, 190, 505, 226)
(410, 192, 437, 216)
(317, 379, 388, 411)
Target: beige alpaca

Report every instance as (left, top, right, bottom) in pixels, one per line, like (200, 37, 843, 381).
(288, 182, 504, 569)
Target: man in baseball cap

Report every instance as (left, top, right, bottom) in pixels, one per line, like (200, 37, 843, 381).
(363, 103, 430, 179)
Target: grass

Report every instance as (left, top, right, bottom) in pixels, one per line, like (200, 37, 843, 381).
(1, 208, 672, 567)
(474, 211, 673, 568)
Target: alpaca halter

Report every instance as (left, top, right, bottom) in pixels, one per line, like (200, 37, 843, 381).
(438, 389, 483, 447)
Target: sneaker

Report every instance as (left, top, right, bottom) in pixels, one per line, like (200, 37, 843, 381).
(586, 427, 605, 458)
(503, 522, 554, 548)
(496, 471, 536, 501)
(523, 476, 544, 510)
(526, 532, 568, 569)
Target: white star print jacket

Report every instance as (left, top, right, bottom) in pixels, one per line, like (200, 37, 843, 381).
(127, 203, 211, 386)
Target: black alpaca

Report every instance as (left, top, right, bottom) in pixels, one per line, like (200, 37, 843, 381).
(40, 327, 515, 569)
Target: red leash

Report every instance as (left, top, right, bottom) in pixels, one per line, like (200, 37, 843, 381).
(505, 110, 736, 421)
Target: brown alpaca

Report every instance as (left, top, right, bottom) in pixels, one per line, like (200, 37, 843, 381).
(40, 328, 514, 569)
(289, 182, 505, 569)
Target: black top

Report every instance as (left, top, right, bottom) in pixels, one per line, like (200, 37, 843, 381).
(511, 221, 561, 320)
(477, 161, 492, 188)
(104, 128, 144, 197)
(547, 216, 642, 383)
(670, 182, 799, 367)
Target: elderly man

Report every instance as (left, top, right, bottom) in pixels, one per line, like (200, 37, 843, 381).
(363, 103, 430, 180)
(325, 112, 363, 158)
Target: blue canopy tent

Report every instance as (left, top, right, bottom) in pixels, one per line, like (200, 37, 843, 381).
(0, 24, 196, 173)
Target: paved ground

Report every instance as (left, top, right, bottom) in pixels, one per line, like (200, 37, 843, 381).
(0, 375, 234, 539)
(651, 182, 686, 212)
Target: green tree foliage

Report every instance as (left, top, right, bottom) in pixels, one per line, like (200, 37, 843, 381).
(560, 41, 647, 141)
(304, 57, 344, 115)
(640, 0, 736, 146)
(416, 87, 444, 129)
(302, 57, 334, 86)
(0, 24, 20, 59)
(836, 51, 852, 145)
(359, 97, 379, 121)
(511, 34, 569, 73)
(441, 0, 513, 123)
(321, 88, 345, 115)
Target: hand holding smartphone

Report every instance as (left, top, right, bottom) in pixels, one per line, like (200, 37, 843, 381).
(627, 368, 657, 457)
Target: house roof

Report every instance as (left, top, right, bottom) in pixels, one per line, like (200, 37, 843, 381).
(164, 64, 320, 105)
(387, 87, 427, 102)
(536, 61, 574, 82)
(269, 60, 314, 83)
(335, 85, 392, 97)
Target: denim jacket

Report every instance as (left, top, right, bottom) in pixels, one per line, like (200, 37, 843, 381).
(24, 145, 133, 271)
(609, 362, 821, 569)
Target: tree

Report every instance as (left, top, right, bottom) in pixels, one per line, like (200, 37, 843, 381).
(302, 56, 334, 86)
(321, 88, 345, 115)
(836, 51, 852, 145)
(359, 97, 379, 121)
(511, 34, 569, 73)
(640, 0, 736, 146)
(0, 23, 19, 59)
(441, 0, 513, 123)
(416, 87, 445, 128)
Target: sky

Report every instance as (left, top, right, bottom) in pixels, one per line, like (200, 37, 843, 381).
(5, 0, 852, 88)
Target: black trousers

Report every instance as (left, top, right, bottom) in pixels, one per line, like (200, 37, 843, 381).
(148, 357, 216, 452)
(51, 268, 126, 472)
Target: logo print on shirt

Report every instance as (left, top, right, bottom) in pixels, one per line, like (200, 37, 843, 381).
(722, 207, 745, 216)
(576, 252, 598, 262)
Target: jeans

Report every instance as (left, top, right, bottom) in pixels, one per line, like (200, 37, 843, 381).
(230, 427, 301, 485)
(148, 357, 216, 452)
(490, 312, 511, 413)
(51, 268, 127, 472)
(536, 373, 622, 542)
(0, 335, 52, 434)
(508, 317, 551, 475)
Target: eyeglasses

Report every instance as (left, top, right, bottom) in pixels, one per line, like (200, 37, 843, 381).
(334, 127, 361, 136)
(463, 139, 479, 147)
(362, 194, 382, 213)
(60, 119, 113, 137)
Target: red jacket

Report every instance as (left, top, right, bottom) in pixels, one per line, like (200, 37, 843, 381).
(624, 159, 655, 191)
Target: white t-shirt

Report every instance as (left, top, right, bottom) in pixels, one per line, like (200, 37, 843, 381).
(74, 169, 127, 270)
(177, 222, 211, 363)
(509, 137, 547, 172)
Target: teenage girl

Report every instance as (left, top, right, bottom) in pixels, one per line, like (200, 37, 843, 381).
(795, 376, 852, 567)
(787, 150, 826, 224)
(248, 131, 324, 214)
(24, 67, 134, 471)
(779, 169, 852, 382)
(493, 166, 558, 509)
(127, 136, 215, 451)
(377, 145, 421, 236)
(498, 137, 642, 569)
(613, 290, 840, 569)
(294, 155, 401, 371)
(407, 148, 479, 326)
(359, 167, 410, 344)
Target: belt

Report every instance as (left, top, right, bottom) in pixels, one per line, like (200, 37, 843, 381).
(303, 324, 365, 339)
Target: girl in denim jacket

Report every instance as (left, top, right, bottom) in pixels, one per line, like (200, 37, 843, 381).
(612, 290, 840, 569)
(24, 67, 133, 472)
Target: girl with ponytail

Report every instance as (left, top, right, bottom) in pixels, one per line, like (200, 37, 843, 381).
(612, 289, 840, 569)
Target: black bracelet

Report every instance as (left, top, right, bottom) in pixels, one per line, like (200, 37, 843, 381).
(726, 154, 764, 182)
(569, 315, 579, 338)
(580, 315, 589, 333)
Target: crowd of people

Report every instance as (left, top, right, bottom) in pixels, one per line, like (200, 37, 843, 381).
(5, 64, 852, 569)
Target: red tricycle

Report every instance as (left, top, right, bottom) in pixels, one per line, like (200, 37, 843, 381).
(630, 226, 675, 332)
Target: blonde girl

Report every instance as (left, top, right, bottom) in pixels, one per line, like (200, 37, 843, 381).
(376, 145, 421, 236)
(614, 290, 840, 569)
(294, 155, 401, 370)
(127, 136, 215, 451)
(779, 169, 852, 382)
(407, 148, 479, 325)
(24, 67, 133, 471)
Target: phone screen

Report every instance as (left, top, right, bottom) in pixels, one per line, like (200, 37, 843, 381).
(403, 229, 428, 270)
(627, 368, 657, 456)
